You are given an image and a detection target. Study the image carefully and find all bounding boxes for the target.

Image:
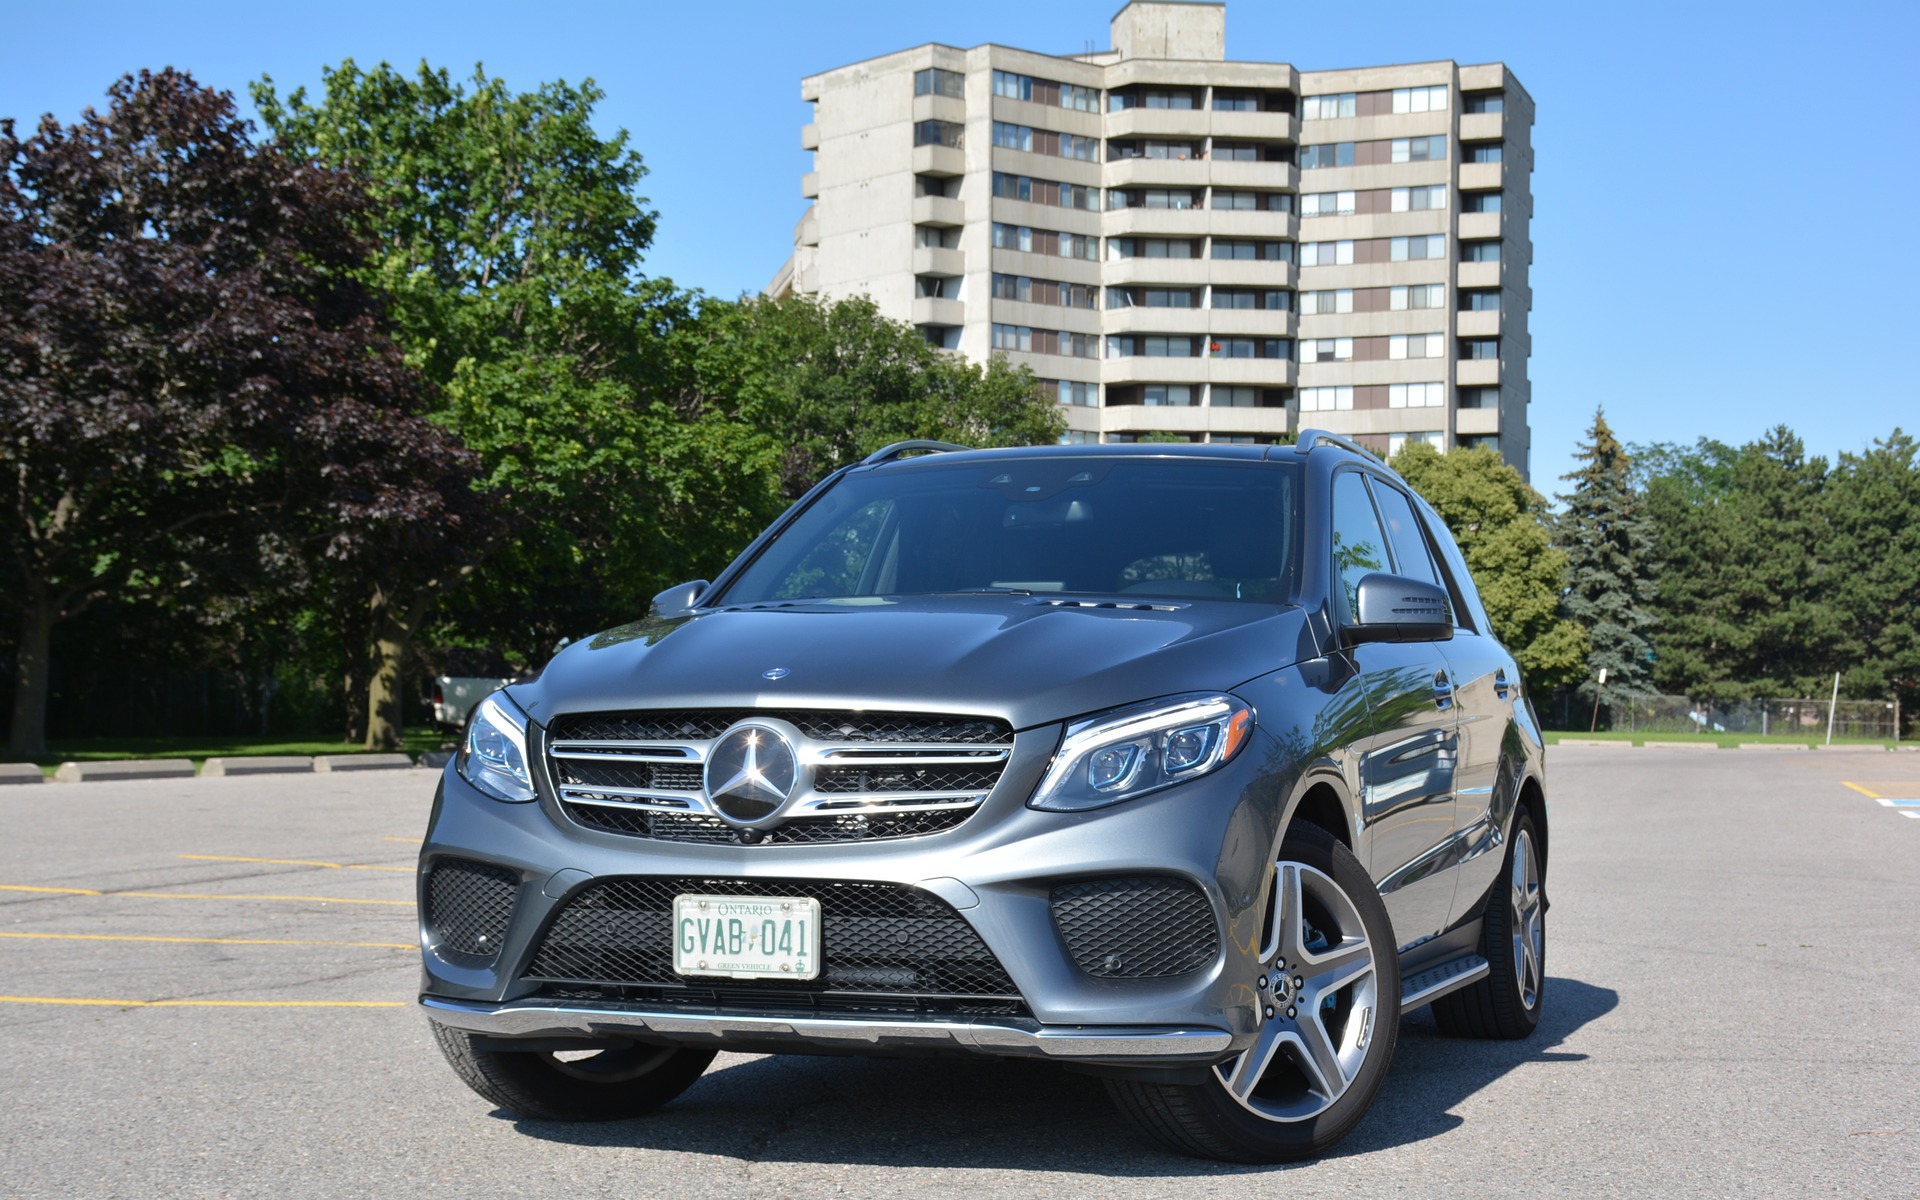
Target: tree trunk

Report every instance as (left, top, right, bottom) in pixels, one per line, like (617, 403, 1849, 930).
(341, 604, 370, 743)
(364, 583, 409, 752)
(7, 596, 57, 760)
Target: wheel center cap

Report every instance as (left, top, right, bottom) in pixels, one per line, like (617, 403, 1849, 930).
(1270, 971, 1293, 1006)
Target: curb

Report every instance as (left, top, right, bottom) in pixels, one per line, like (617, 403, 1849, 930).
(1553, 739, 1631, 748)
(0, 762, 45, 785)
(53, 759, 196, 783)
(1737, 743, 1808, 751)
(202, 756, 316, 776)
(314, 753, 416, 772)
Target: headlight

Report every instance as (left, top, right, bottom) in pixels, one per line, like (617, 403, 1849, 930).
(455, 692, 537, 803)
(1031, 693, 1255, 812)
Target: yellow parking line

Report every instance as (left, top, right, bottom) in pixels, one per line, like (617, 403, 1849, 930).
(0, 932, 412, 950)
(1843, 782, 1882, 798)
(0, 995, 405, 1008)
(0, 884, 103, 896)
(381, 837, 423, 844)
(178, 854, 413, 873)
(117, 892, 412, 906)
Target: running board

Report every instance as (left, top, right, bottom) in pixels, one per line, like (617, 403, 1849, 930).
(1400, 955, 1490, 1009)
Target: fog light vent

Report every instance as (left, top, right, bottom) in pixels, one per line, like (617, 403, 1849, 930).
(1050, 876, 1218, 979)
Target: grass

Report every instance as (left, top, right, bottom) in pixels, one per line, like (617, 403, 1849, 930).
(21, 730, 456, 777)
(1545, 729, 1903, 750)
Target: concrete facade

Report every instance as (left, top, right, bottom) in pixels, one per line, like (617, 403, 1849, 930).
(774, 1, 1534, 475)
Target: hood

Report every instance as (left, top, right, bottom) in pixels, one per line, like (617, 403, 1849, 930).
(511, 595, 1317, 731)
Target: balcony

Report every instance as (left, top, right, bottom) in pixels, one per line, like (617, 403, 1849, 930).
(1102, 356, 1212, 385)
(1457, 211, 1502, 241)
(800, 171, 819, 199)
(1103, 307, 1210, 335)
(1207, 209, 1297, 240)
(1204, 357, 1296, 387)
(1098, 400, 1295, 437)
(912, 94, 967, 125)
(1103, 257, 1214, 287)
(912, 297, 966, 327)
(913, 144, 966, 177)
(1456, 309, 1501, 338)
(1105, 156, 1211, 190)
(913, 247, 965, 277)
(793, 208, 818, 248)
(1455, 405, 1502, 436)
(1456, 358, 1501, 387)
(800, 123, 819, 151)
(1209, 160, 1296, 192)
(913, 195, 967, 228)
(1105, 206, 1210, 238)
(1205, 308, 1295, 337)
(1456, 260, 1502, 290)
(1207, 110, 1296, 143)
(1458, 112, 1504, 142)
(1205, 259, 1296, 289)
(1104, 108, 1211, 140)
(1459, 161, 1504, 192)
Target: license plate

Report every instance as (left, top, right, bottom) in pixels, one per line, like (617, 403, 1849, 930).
(672, 894, 822, 980)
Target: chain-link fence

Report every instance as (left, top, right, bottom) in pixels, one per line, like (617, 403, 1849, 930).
(1548, 692, 1902, 740)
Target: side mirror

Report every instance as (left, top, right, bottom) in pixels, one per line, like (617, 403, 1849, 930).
(649, 579, 710, 620)
(1347, 573, 1454, 644)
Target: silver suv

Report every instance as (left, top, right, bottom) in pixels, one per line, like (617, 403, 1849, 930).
(418, 435, 1549, 1162)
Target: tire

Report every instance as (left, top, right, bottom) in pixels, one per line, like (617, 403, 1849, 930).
(1106, 823, 1401, 1163)
(430, 1024, 715, 1121)
(1432, 811, 1545, 1040)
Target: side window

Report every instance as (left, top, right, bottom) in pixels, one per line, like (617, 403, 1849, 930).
(1418, 505, 1491, 635)
(1368, 481, 1443, 589)
(1329, 470, 1390, 621)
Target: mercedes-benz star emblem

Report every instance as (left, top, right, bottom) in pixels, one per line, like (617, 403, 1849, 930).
(704, 722, 799, 825)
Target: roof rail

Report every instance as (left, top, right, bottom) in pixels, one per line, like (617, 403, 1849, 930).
(1291, 429, 1379, 460)
(861, 439, 973, 466)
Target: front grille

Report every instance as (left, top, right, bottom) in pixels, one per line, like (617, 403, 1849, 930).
(561, 806, 974, 844)
(548, 710, 1011, 745)
(423, 859, 520, 968)
(545, 708, 1015, 846)
(1050, 876, 1219, 979)
(526, 877, 1023, 1006)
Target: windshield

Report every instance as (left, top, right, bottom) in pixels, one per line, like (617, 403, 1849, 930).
(717, 456, 1299, 606)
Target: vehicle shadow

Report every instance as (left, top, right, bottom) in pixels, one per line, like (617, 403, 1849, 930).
(502, 976, 1617, 1173)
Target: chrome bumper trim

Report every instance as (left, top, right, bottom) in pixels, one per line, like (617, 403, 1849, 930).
(421, 996, 1233, 1061)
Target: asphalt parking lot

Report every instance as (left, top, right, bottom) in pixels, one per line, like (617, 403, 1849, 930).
(2, 747, 1916, 1198)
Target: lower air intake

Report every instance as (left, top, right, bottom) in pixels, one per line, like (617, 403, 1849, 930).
(424, 859, 520, 969)
(1050, 876, 1219, 979)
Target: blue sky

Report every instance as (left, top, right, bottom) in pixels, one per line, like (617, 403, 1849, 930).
(4, 0, 1915, 488)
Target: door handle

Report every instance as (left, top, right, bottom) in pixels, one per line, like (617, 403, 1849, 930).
(1432, 671, 1454, 710)
(1494, 669, 1511, 700)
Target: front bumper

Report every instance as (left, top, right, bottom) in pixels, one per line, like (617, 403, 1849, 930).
(422, 995, 1232, 1066)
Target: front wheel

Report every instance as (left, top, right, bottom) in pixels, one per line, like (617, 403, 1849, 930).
(431, 1024, 715, 1121)
(1106, 823, 1400, 1162)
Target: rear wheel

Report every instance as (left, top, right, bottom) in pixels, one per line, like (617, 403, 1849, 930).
(1106, 823, 1400, 1162)
(1433, 811, 1544, 1039)
(431, 1024, 715, 1120)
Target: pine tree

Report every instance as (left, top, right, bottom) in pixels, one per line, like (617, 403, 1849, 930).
(1556, 410, 1659, 701)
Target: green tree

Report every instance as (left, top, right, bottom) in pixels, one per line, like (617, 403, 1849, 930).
(1555, 410, 1658, 701)
(0, 70, 435, 758)
(1642, 427, 1836, 700)
(1389, 443, 1587, 692)
(255, 60, 673, 748)
(1823, 429, 1920, 728)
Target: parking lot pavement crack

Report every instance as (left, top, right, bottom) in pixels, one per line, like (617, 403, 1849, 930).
(736, 1075, 847, 1171)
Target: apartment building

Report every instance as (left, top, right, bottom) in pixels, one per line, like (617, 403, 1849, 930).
(769, 1, 1534, 474)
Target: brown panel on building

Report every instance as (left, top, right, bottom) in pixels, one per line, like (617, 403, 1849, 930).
(1356, 188, 1392, 215)
(1353, 286, 1391, 313)
(1355, 385, 1390, 410)
(1354, 432, 1390, 453)
(1357, 90, 1394, 118)
(1354, 238, 1391, 265)
(1352, 337, 1390, 363)
(1355, 139, 1391, 167)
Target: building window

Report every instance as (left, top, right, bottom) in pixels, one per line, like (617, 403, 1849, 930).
(1299, 338, 1353, 364)
(1211, 338, 1290, 360)
(993, 70, 1099, 112)
(1059, 429, 1098, 444)
(1392, 86, 1449, 114)
(1213, 190, 1290, 212)
(1213, 386, 1258, 407)
(994, 324, 1097, 358)
(1299, 240, 1354, 267)
(916, 225, 960, 249)
(992, 274, 1096, 308)
(992, 323, 1031, 352)
(1212, 92, 1258, 112)
(1460, 434, 1500, 452)
(1302, 92, 1357, 120)
(1458, 386, 1500, 409)
(1465, 142, 1504, 164)
(1390, 382, 1447, 408)
(1391, 185, 1447, 212)
(1105, 335, 1197, 358)
(992, 172, 1100, 211)
(1391, 135, 1446, 164)
(1388, 431, 1442, 457)
(1462, 191, 1502, 214)
(994, 122, 1100, 162)
(916, 275, 956, 299)
(1110, 188, 1198, 210)
(1461, 337, 1500, 360)
(1390, 234, 1445, 262)
(915, 68, 965, 99)
(1299, 385, 1354, 411)
(996, 225, 1103, 260)
(1212, 289, 1289, 310)
(1049, 380, 1098, 406)
(1211, 239, 1291, 262)
(1301, 289, 1352, 315)
(1109, 87, 1198, 111)
(1299, 142, 1355, 169)
(1300, 191, 1356, 217)
(1463, 92, 1505, 115)
(1109, 237, 1197, 260)
(992, 122, 1031, 153)
(1390, 284, 1446, 310)
(1461, 240, 1502, 264)
(1110, 287, 1198, 308)
(914, 120, 964, 149)
(1458, 290, 1500, 312)
(1389, 334, 1445, 360)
